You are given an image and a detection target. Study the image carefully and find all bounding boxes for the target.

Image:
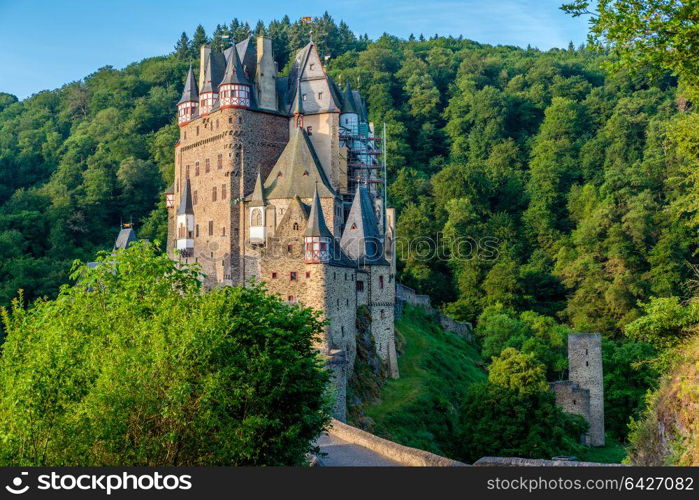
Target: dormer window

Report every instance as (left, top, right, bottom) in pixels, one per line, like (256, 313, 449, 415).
(302, 93, 307, 101)
(303, 171, 309, 176)
(351, 223, 357, 230)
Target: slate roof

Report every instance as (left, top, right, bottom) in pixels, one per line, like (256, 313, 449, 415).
(263, 128, 336, 200)
(249, 171, 265, 207)
(304, 186, 334, 238)
(341, 81, 358, 114)
(178, 66, 198, 104)
(114, 226, 137, 250)
(220, 46, 249, 86)
(177, 178, 194, 215)
(340, 186, 387, 265)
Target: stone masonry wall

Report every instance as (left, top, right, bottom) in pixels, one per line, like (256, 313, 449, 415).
(171, 107, 288, 286)
(568, 333, 605, 446)
(550, 381, 592, 444)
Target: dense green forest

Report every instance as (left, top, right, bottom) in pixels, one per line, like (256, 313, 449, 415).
(1, 9, 697, 460)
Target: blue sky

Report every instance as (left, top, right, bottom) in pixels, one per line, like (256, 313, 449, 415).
(0, 1, 589, 100)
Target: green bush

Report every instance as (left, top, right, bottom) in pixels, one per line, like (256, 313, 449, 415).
(0, 243, 330, 466)
(455, 382, 587, 463)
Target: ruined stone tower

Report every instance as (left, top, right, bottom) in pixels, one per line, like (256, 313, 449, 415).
(551, 333, 605, 446)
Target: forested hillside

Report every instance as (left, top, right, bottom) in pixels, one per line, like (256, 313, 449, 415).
(0, 11, 696, 455)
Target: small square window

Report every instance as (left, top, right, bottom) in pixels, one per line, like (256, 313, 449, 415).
(290, 272, 297, 281)
(305, 271, 311, 278)
(272, 272, 278, 279)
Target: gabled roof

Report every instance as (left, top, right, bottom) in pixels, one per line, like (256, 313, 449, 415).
(177, 178, 194, 215)
(263, 128, 336, 200)
(220, 46, 249, 86)
(114, 226, 137, 250)
(340, 186, 387, 265)
(178, 66, 199, 104)
(304, 186, 333, 238)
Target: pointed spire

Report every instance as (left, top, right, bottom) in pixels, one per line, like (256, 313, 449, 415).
(304, 185, 333, 238)
(342, 81, 358, 114)
(249, 171, 265, 206)
(220, 47, 249, 86)
(340, 185, 385, 264)
(292, 76, 304, 121)
(178, 65, 199, 104)
(200, 54, 215, 93)
(177, 178, 194, 215)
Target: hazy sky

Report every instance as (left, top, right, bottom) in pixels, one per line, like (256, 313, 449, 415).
(0, 0, 590, 100)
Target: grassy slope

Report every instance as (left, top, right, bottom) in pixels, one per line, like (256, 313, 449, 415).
(365, 304, 629, 463)
(364, 305, 487, 457)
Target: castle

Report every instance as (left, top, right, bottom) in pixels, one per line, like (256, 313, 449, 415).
(165, 37, 399, 419)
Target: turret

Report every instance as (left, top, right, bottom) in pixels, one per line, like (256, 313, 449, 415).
(304, 186, 332, 264)
(249, 172, 266, 244)
(292, 77, 304, 129)
(340, 81, 359, 135)
(177, 66, 198, 126)
(219, 47, 251, 109)
(176, 178, 195, 256)
(199, 54, 217, 115)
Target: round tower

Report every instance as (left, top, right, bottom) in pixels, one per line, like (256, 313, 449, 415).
(177, 66, 198, 126)
(304, 187, 332, 264)
(219, 46, 251, 109)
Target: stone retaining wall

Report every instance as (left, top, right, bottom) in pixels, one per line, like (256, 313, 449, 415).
(395, 283, 473, 340)
(327, 419, 467, 467)
(473, 457, 627, 467)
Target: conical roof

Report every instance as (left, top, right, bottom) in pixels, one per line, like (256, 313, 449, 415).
(249, 171, 265, 206)
(178, 66, 199, 104)
(340, 186, 386, 264)
(304, 186, 333, 238)
(220, 47, 249, 86)
(291, 77, 304, 115)
(263, 128, 335, 200)
(177, 178, 194, 215)
(342, 81, 358, 114)
(200, 55, 215, 93)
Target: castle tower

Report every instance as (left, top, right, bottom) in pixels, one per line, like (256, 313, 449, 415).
(219, 48, 251, 109)
(304, 186, 333, 264)
(568, 333, 605, 446)
(199, 54, 217, 115)
(176, 178, 195, 257)
(177, 66, 198, 126)
(341, 186, 399, 378)
(248, 172, 266, 245)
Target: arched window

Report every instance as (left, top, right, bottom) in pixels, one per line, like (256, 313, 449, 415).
(293, 222, 299, 230)
(251, 208, 263, 226)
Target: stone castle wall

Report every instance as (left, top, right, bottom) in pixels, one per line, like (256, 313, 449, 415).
(395, 283, 472, 340)
(550, 380, 592, 442)
(171, 107, 288, 286)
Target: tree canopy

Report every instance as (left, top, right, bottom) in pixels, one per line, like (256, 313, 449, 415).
(0, 243, 330, 466)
